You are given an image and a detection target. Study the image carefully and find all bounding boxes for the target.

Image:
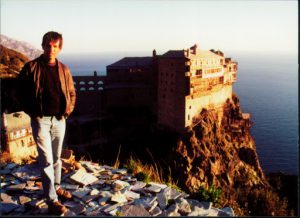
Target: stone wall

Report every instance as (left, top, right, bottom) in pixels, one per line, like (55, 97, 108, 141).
(185, 85, 232, 127)
(7, 135, 37, 163)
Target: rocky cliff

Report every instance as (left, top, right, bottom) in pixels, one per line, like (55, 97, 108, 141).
(171, 93, 292, 216)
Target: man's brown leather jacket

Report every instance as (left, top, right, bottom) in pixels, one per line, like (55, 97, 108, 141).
(18, 55, 76, 118)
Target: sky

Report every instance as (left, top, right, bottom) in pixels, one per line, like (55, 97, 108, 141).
(0, 0, 298, 55)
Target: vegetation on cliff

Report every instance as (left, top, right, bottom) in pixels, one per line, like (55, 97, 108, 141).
(0, 45, 29, 77)
(172, 94, 293, 216)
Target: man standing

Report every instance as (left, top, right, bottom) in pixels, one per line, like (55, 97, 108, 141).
(18, 31, 76, 215)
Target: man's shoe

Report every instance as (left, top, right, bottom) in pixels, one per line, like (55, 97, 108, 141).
(56, 187, 72, 199)
(48, 201, 68, 215)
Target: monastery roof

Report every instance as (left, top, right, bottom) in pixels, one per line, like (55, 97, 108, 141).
(4, 112, 31, 131)
(161, 50, 185, 58)
(107, 57, 153, 69)
(162, 50, 224, 59)
(190, 50, 224, 59)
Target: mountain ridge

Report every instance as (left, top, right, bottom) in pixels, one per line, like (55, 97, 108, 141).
(0, 34, 42, 60)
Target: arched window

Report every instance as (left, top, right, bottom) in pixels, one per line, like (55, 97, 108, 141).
(80, 87, 86, 91)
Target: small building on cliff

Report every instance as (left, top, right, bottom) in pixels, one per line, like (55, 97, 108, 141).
(102, 44, 237, 132)
(1, 112, 37, 162)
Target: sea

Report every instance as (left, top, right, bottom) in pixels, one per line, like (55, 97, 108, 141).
(59, 51, 298, 176)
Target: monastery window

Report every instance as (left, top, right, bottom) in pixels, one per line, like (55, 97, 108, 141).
(188, 115, 190, 120)
(219, 76, 224, 84)
(189, 106, 192, 109)
(196, 69, 202, 76)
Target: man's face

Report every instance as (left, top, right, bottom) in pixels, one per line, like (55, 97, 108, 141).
(42, 40, 61, 60)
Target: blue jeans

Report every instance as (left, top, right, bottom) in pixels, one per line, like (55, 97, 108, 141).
(31, 116, 66, 203)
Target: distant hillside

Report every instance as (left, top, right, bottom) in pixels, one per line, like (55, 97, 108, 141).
(0, 45, 29, 77)
(0, 34, 42, 60)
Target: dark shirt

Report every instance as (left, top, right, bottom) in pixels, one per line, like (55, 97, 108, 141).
(41, 63, 65, 116)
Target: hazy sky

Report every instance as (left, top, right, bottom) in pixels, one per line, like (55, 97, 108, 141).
(1, 0, 298, 55)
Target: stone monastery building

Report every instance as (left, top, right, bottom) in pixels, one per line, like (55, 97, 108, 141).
(105, 44, 237, 132)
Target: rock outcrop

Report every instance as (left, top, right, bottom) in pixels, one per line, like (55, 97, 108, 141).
(172, 93, 291, 216)
(0, 151, 235, 216)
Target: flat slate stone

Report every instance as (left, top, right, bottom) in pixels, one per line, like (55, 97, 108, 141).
(19, 195, 32, 204)
(0, 202, 20, 214)
(149, 206, 162, 216)
(143, 196, 157, 205)
(124, 190, 140, 200)
(70, 168, 98, 186)
(112, 169, 127, 174)
(187, 206, 210, 216)
(147, 200, 158, 212)
(98, 196, 110, 206)
(111, 191, 128, 203)
(69, 203, 86, 215)
(145, 184, 162, 193)
(148, 182, 167, 189)
(5, 163, 17, 170)
(220, 207, 235, 216)
(90, 189, 100, 196)
(130, 181, 146, 191)
(103, 202, 124, 214)
(114, 180, 130, 190)
(208, 208, 220, 216)
(72, 188, 91, 199)
(11, 163, 41, 181)
(0, 193, 15, 203)
(169, 188, 183, 200)
(99, 190, 113, 198)
(156, 192, 167, 210)
(200, 201, 212, 210)
(176, 198, 191, 215)
(165, 203, 179, 215)
(120, 204, 150, 216)
(82, 194, 102, 203)
(0, 169, 11, 174)
(63, 209, 77, 216)
(6, 183, 26, 192)
(63, 201, 79, 208)
(61, 183, 79, 190)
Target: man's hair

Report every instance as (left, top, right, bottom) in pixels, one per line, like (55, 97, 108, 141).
(42, 31, 63, 49)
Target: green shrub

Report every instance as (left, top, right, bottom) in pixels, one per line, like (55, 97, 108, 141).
(196, 185, 222, 204)
(135, 171, 151, 184)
